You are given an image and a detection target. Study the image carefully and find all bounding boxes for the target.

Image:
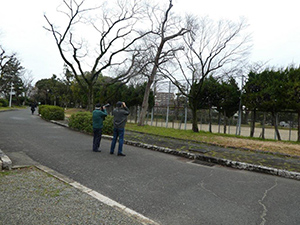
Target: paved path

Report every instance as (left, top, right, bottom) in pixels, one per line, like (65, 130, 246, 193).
(1, 109, 300, 225)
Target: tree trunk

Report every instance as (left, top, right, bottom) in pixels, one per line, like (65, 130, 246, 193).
(223, 111, 227, 134)
(87, 84, 94, 111)
(272, 111, 281, 141)
(138, 41, 162, 126)
(250, 109, 256, 137)
(138, 79, 153, 126)
(191, 106, 199, 132)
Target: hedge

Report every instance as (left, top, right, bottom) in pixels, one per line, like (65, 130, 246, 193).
(68, 112, 114, 135)
(0, 99, 8, 107)
(38, 105, 46, 115)
(40, 105, 65, 120)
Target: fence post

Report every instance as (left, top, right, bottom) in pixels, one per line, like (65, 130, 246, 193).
(151, 107, 154, 126)
(166, 81, 171, 128)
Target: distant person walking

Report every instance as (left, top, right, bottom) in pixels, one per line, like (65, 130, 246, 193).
(110, 101, 130, 156)
(92, 103, 107, 152)
(30, 102, 36, 115)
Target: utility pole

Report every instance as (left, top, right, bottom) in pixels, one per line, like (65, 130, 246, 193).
(9, 83, 13, 107)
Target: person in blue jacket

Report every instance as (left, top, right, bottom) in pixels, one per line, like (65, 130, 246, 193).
(92, 103, 107, 152)
(110, 101, 130, 156)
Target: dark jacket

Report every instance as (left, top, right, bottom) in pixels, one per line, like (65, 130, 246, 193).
(92, 109, 107, 129)
(112, 107, 130, 129)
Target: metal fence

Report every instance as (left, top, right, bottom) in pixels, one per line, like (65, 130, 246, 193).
(127, 80, 299, 142)
(128, 106, 298, 141)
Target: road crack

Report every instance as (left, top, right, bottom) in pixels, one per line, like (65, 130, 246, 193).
(199, 170, 219, 198)
(258, 179, 278, 225)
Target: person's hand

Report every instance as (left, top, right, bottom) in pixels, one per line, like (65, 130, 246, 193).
(122, 102, 126, 107)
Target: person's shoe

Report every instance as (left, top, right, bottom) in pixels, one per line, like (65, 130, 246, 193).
(93, 150, 101, 152)
(110, 152, 114, 155)
(117, 153, 126, 156)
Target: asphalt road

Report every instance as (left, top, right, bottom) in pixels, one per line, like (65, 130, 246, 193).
(1, 109, 299, 225)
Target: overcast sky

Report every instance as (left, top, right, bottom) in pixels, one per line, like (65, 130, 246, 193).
(1, 0, 300, 84)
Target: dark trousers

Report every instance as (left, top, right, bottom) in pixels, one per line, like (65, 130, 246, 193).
(110, 128, 125, 154)
(93, 128, 102, 151)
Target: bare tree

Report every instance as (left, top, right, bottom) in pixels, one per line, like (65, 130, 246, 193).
(44, 0, 150, 110)
(20, 70, 34, 104)
(137, 0, 190, 126)
(164, 16, 252, 132)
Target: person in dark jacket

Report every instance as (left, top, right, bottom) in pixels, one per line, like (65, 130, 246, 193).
(110, 101, 130, 156)
(92, 103, 107, 152)
(30, 102, 36, 115)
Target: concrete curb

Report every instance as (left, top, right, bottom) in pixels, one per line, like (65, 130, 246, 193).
(51, 120, 300, 181)
(36, 164, 159, 225)
(0, 149, 12, 170)
(121, 139, 300, 181)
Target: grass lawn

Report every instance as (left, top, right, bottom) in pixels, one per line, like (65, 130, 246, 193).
(125, 123, 300, 158)
(64, 108, 87, 118)
(0, 106, 26, 111)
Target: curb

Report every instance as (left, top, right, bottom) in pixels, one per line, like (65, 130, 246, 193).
(51, 120, 300, 181)
(121, 139, 300, 181)
(0, 149, 12, 170)
(35, 164, 159, 225)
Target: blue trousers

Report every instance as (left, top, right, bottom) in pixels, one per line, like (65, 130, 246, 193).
(93, 128, 102, 151)
(110, 128, 125, 154)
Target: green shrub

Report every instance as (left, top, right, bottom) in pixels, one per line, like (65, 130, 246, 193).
(69, 112, 93, 133)
(0, 99, 8, 107)
(68, 112, 113, 135)
(103, 115, 114, 135)
(38, 105, 46, 114)
(40, 105, 65, 120)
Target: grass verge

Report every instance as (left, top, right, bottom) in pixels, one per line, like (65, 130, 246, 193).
(126, 123, 300, 158)
(0, 106, 26, 111)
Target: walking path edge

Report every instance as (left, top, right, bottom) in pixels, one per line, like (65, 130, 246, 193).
(49, 120, 300, 181)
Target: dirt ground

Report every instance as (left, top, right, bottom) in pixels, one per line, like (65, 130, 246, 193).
(199, 135, 300, 158)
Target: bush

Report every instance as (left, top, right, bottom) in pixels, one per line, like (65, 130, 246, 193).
(103, 115, 114, 135)
(69, 112, 93, 133)
(40, 105, 65, 120)
(0, 98, 8, 107)
(38, 105, 46, 114)
(68, 112, 113, 135)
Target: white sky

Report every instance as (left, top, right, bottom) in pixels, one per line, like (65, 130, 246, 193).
(1, 0, 300, 84)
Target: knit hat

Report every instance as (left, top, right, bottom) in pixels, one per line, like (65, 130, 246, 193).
(116, 101, 122, 107)
(95, 103, 101, 109)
